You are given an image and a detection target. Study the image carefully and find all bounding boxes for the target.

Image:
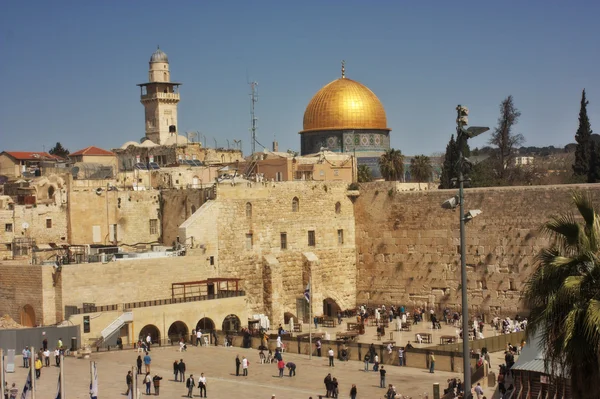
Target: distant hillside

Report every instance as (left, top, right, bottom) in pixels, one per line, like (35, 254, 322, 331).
(471, 134, 600, 157)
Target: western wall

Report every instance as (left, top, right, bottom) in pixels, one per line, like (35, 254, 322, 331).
(354, 182, 600, 316)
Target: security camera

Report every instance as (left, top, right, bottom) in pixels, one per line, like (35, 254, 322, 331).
(441, 195, 459, 210)
(464, 209, 482, 221)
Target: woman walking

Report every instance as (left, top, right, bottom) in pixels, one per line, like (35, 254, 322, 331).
(144, 372, 152, 395)
(350, 384, 357, 399)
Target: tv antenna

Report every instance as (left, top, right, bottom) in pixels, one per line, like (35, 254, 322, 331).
(248, 80, 259, 155)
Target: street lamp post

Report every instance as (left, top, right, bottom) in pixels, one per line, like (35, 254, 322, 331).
(455, 105, 489, 399)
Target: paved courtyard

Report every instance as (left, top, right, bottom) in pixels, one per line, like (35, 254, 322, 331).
(6, 344, 465, 399)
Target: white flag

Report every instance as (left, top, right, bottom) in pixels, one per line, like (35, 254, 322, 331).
(20, 372, 31, 399)
(304, 283, 310, 303)
(90, 361, 98, 398)
(55, 372, 61, 399)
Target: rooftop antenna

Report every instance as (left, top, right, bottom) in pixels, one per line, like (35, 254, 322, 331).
(341, 60, 346, 78)
(248, 80, 259, 155)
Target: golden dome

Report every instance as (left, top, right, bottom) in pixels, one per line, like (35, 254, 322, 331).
(301, 77, 389, 133)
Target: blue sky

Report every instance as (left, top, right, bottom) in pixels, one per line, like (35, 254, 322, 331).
(1, 1, 599, 156)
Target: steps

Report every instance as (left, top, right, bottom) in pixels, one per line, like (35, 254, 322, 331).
(100, 311, 133, 341)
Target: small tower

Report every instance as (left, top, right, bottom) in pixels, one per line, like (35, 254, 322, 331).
(137, 47, 181, 145)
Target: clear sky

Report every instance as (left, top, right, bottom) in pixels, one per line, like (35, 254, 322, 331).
(1, 1, 599, 156)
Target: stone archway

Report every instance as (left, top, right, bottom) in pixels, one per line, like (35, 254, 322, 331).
(221, 314, 241, 332)
(196, 317, 215, 332)
(20, 305, 35, 327)
(168, 321, 189, 344)
(284, 312, 297, 324)
(323, 298, 341, 318)
(139, 324, 161, 344)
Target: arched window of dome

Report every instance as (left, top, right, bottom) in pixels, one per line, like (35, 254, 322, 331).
(246, 202, 252, 219)
(292, 197, 299, 212)
(335, 201, 341, 214)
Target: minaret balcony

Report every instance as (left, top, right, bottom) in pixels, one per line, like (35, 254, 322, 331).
(141, 92, 180, 101)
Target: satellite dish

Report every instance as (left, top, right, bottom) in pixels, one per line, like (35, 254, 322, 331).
(188, 132, 197, 142)
(22, 222, 29, 230)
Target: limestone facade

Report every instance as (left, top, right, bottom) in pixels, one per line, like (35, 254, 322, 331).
(179, 182, 358, 326)
(353, 182, 600, 316)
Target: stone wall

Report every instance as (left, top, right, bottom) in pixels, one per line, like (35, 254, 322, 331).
(160, 188, 213, 246)
(353, 182, 600, 316)
(67, 188, 161, 246)
(0, 264, 45, 325)
(180, 182, 358, 325)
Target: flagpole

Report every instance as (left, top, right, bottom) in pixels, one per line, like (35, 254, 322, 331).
(0, 348, 5, 398)
(132, 366, 137, 399)
(60, 354, 64, 398)
(308, 275, 312, 360)
(90, 361, 93, 398)
(30, 347, 35, 399)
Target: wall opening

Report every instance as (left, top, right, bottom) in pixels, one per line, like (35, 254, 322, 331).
(222, 314, 241, 332)
(335, 201, 341, 214)
(322, 298, 340, 318)
(20, 304, 36, 327)
(292, 197, 299, 212)
(196, 317, 215, 332)
(139, 324, 161, 344)
(168, 321, 189, 344)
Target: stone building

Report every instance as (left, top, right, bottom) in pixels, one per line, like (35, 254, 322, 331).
(299, 63, 391, 178)
(0, 151, 64, 179)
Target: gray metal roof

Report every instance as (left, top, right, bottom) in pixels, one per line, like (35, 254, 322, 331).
(150, 48, 168, 63)
(511, 332, 565, 376)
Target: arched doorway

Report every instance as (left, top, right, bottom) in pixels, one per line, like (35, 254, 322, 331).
(139, 324, 161, 345)
(168, 321, 189, 344)
(222, 314, 241, 332)
(196, 317, 215, 332)
(323, 298, 340, 318)
(284, 312, 297, 324)
(20, 305, 35, 327)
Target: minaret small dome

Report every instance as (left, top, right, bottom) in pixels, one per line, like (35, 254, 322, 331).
(150, 48, 169, 63)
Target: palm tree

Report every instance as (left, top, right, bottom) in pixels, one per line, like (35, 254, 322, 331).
(357, 165, 372, 183)
(379, 149, 405, 181)
(410, 155, 433, 183)
(523, 191, 600, 399)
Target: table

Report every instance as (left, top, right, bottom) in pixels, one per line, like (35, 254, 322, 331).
(321, 318, 335, 328)
(401, 322, 412, 332)
(440, 335, 456, 345)
(416, 332, 432, 344)
(336, 331, 359, 341)
(347, 322, 360, 331)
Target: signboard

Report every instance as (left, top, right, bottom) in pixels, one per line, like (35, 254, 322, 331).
(6, 349, 15, 372)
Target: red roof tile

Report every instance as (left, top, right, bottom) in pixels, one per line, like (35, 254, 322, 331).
(2, 151, 64, 161)
(70, 146, 115, 156)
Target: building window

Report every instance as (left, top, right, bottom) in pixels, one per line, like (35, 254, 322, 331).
(246, 233, 253, 250)
(334, 169, 339, 176)
(149, 219, 158, 235)
(335, 202, 341, 214)
(292, 197, 299, 212)
(338, 229, 344, 245)
(5, 223, 12, 232)
(308, 230, 315, 247)
(46, 219, 52, 228)
(280, 233, 287, 250)
(209, 256, 215, 266)
(6, 243, 12, 251)
(246, 202, 252, 218)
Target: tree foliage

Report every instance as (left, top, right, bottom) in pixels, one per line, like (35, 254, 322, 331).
(439, 135, 470, 189)
(357, 165, 373, 183)
(410, 155, 433, 183)
(573, 89, 593, 179)
(524, 191, 600, 399)
(49, 142, 70, 158)
(489, 95, 524, 180)
(378, 149, 404, 181)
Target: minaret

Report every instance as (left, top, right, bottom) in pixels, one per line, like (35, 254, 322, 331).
(137, 47, 181, 145)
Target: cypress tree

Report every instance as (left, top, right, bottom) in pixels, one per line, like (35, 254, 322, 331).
(440, 134, 471, 189)
(573, 89, 593, 177)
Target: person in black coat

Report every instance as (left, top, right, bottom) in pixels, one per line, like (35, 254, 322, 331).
(235, 355, 241, 376)
(136, 355, 143, 375)
(178, 359, 186, 383)
(173, 360, 179, 381)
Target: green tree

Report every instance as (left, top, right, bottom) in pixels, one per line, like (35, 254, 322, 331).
(410, 155, 433, 182)
(49, 142, 70, 158)
(572, 90, 594, 180)
(439, 135, 470, 189)
(523, 191, 600, 399)
(357, 165, 373, 183)
(589, 141, 600, 183)
(378, 149, 405, 181)
(489, 95, 524, 180)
